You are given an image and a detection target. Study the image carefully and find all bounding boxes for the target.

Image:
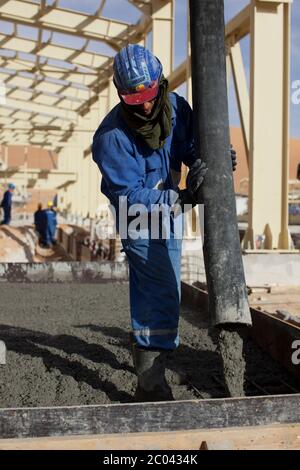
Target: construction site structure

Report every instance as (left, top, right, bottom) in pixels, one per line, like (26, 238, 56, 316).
(0, 0, 297, 249)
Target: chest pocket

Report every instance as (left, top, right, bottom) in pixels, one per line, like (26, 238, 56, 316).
(144, 154, 164, 190)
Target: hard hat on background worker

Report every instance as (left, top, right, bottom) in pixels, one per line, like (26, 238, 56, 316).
(47, 201, 53, 208)
(8, 183, 15, 190)
(113, 44, 163, 105)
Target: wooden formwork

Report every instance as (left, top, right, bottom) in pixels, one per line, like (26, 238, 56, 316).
(0, 362, 298, 449)
(1, 425, 300, 450)
(0, 395, 299, 449)
(56, 226, 117, 261)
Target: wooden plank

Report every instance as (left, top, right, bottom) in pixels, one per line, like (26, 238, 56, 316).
(0, 424, 299, 450)
(181, 282, 209, 314)
(249, 292, 300, 318)
(0, 395, 300, 440)
(249, 309, 300, 381)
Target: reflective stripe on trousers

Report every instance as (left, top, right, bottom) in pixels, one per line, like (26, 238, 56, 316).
(122, 237, 182, 350)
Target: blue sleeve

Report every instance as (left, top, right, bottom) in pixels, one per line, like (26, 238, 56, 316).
(92, 129, 179, 211)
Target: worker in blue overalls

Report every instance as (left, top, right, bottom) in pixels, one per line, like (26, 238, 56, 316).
(92, 45, 237, 402)
(44, 201, 57, 248)
(0, 183, 15, 225)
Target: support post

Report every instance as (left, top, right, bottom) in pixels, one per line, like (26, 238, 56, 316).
(244, 0, 291, 249)
(151, 0, 174, 76)
(229, 41, 250, 160)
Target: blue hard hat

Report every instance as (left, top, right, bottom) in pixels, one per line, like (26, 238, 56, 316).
(8, 183, 15, 189)
(113, 44, 163, 105)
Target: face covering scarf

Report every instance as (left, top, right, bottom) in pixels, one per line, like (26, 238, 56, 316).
(120, 76, 172, 150)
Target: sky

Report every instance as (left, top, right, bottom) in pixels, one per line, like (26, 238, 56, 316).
(0, 0, 299, 137)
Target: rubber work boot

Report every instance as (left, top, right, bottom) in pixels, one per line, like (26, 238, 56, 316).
(131, 341, 174, 402)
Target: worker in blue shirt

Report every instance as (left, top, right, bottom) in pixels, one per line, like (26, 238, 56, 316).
(0, 183, 15, 225)
(92, 44, 237, 402)
(44, 201, 57, 248)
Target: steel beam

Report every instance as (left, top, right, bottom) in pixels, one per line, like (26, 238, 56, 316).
(0, 0, 130, 48)
(168, 4, 251, 91)
(151, 0, 174, 76)
(243, 0, 291, 249)
(0, 0, 154, 145)
(4, 98, 77, 121)
(229, 42, 250, 159)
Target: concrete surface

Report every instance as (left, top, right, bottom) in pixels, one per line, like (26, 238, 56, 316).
(0, 261, 129, 283)
(0, 283, 298, 408)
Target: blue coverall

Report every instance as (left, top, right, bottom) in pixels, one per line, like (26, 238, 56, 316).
(1, 190, 12, 225)
(44, 209, 57, 246)
(92, 92, 196, 351)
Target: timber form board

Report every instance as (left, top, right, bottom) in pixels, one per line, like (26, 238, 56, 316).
(0, 394, 300, 449)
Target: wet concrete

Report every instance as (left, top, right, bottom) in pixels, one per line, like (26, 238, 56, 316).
(0, 283, 299, 407)
(217, 326, 246, 397)
(0, 261, 128, 283)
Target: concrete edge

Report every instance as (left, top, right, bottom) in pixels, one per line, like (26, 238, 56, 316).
(0, 262, 129, 283)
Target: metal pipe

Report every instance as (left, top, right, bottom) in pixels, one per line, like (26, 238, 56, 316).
(189, 0, 251, 326)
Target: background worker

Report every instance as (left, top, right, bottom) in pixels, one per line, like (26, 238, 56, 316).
(92, 44, 236, 402)
(34, 203, 48, 247)
(44, 201, 57, 248)
(0, 183, 15, 225)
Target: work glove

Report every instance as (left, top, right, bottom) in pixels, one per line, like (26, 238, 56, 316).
(173, 158, 207, 212)
(177, 147, 235, 210)
(175, 188, 197, 211)
(230, 144, 237, 172)
(186, 159, 208, 195)
(186, 158, 208, 204)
